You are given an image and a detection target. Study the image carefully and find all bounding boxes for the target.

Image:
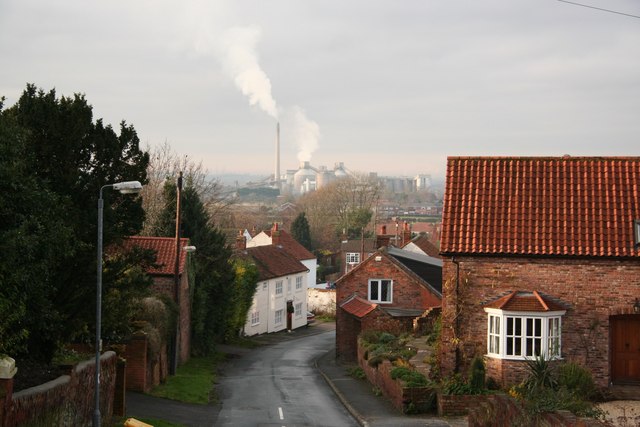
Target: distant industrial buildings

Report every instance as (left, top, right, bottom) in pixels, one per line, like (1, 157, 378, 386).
(276, 161, 432, 195)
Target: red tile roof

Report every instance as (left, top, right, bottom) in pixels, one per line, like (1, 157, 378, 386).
(483, 291, 566, 312)
(245, 245, 308, 281)
(441, 157, 640, 257)
(121, 236, 190, 275)
(340, 294, 377, 318)
(265, 229, 315, 261)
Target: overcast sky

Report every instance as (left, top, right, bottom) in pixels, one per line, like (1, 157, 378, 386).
(1, 0, 639, 179)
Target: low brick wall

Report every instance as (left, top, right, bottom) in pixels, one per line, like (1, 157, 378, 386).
(1, 351, 118, 427)
(438, 393, 490, 416)
(357, 342, 436, 413)
(464, 393, 605, 427)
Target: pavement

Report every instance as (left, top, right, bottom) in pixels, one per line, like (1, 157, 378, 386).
(125, 321, 467, 427)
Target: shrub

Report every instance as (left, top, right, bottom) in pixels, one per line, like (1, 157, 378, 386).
(523, 354, 557, 392)
(390, 366, 431, 387)
(556, 362, 598, 400)
(468, 356, 485, 393)
(347, 366, 366, 380)
(441, 373, 476, 395)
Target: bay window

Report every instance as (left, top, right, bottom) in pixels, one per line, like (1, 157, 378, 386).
(485, 309, 564, 360)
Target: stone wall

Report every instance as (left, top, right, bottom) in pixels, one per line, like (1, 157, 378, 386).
(1, 351, 118, 427)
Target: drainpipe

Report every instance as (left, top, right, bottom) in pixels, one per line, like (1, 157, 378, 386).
(451, 256, 461, 373)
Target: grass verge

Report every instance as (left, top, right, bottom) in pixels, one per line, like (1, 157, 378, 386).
(148, 354, 225, 404)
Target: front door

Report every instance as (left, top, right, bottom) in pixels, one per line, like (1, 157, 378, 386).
(611, 315, 640, 384)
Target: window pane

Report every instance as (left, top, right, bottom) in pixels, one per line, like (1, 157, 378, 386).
(514, 337, 521, 356)
(507, 317, 513, 335)
(515, 318, 521, 335)
(370, 281, 378, 300)
(381, 280, 389, 302)
(507, 337, 513, 355)
(534, 319, 542, 337)
(534, 338, 541, 356)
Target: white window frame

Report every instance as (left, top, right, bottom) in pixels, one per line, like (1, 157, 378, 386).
(346, 252, 360, 264)
(368, 279, 393, 303)
(485, 308, 565, 360)
(296, 276, 303, 290)
(275, 309, 284, 325)
(295, 302, 302, 318)
(275, 280, 283, 296)
(251, 310, 260, 326)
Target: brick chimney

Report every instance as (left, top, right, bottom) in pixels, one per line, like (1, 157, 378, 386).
(271, 223, 281, 246)
(236, 230, 246, 250)
(402, 222, 411, 246)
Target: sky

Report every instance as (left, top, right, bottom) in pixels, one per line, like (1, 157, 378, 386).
(1, 1, 639, 180)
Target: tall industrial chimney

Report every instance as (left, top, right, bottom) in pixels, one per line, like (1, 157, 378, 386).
(274, 122, 281, 192)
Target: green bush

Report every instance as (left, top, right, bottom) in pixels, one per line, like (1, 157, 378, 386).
(514, 356, 605, 421)
(556, 362, 598, 400)
(390, 366, 431, 387)
(441, 373, 477, 395)
(347, 366, 366, 380)
(468, 356, 485, 393)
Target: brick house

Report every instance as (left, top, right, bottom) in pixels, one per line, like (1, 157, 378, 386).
(121, 236, 192, 365)
(439, 156, 640, 389)
(336, 246, 442, 361)
(236, 234, 309, 336)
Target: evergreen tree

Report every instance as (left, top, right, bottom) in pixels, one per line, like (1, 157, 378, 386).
(0, 85, 150, 361)
(154, 179, 238, 354)
(291, 212, 313, 250)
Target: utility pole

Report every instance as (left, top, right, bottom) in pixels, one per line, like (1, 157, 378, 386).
(170, 171, 183, 375)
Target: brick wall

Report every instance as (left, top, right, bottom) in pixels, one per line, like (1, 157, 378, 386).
(336, 309, 361, 361)
(439, 256, 640, 388)
(151, 274, 191, 366)
(336, 254, 440, 310)
(356, 341, 436, 413)
(124, 333, 168, 393)
(1, 352, 117, 427)
(465, 394, 605, 427)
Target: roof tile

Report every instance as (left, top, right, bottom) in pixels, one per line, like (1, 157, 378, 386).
(340, 294, 377, 318)
(120, 236, 190, 275)
(441, 157, 640, 257)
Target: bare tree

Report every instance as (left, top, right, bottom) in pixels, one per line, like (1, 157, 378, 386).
(141, 141, 236, 234)
(298, 173, 383, 250)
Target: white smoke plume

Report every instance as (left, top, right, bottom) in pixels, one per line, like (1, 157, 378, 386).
(283, 106, 320, 163)
(219, 26, 279, 119)
(218, 24, 320, 162)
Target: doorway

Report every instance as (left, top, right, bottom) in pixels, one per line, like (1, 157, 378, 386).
(611, 315, 640, 384)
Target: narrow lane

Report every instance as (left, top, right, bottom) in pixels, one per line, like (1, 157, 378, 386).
(214, 330, 358, 427)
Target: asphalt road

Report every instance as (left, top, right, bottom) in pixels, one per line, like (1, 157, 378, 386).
(213, 329, 358, 427)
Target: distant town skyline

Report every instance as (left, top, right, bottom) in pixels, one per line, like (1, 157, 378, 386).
(2, 1, 639, 179)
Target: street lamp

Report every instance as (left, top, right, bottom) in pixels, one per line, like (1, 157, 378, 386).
(94, 180, 142, 427)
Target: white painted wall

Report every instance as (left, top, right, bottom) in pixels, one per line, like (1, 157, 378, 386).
(307, 288, 336, 315)
(243, 272, 308, 336)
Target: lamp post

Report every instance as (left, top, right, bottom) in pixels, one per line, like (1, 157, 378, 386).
(94, 180, 142, 427)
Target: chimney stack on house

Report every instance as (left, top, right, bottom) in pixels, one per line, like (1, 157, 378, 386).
(271, 223, 281, 246)
(236, 230, 246, 250)
(402, 222, 411, 246)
